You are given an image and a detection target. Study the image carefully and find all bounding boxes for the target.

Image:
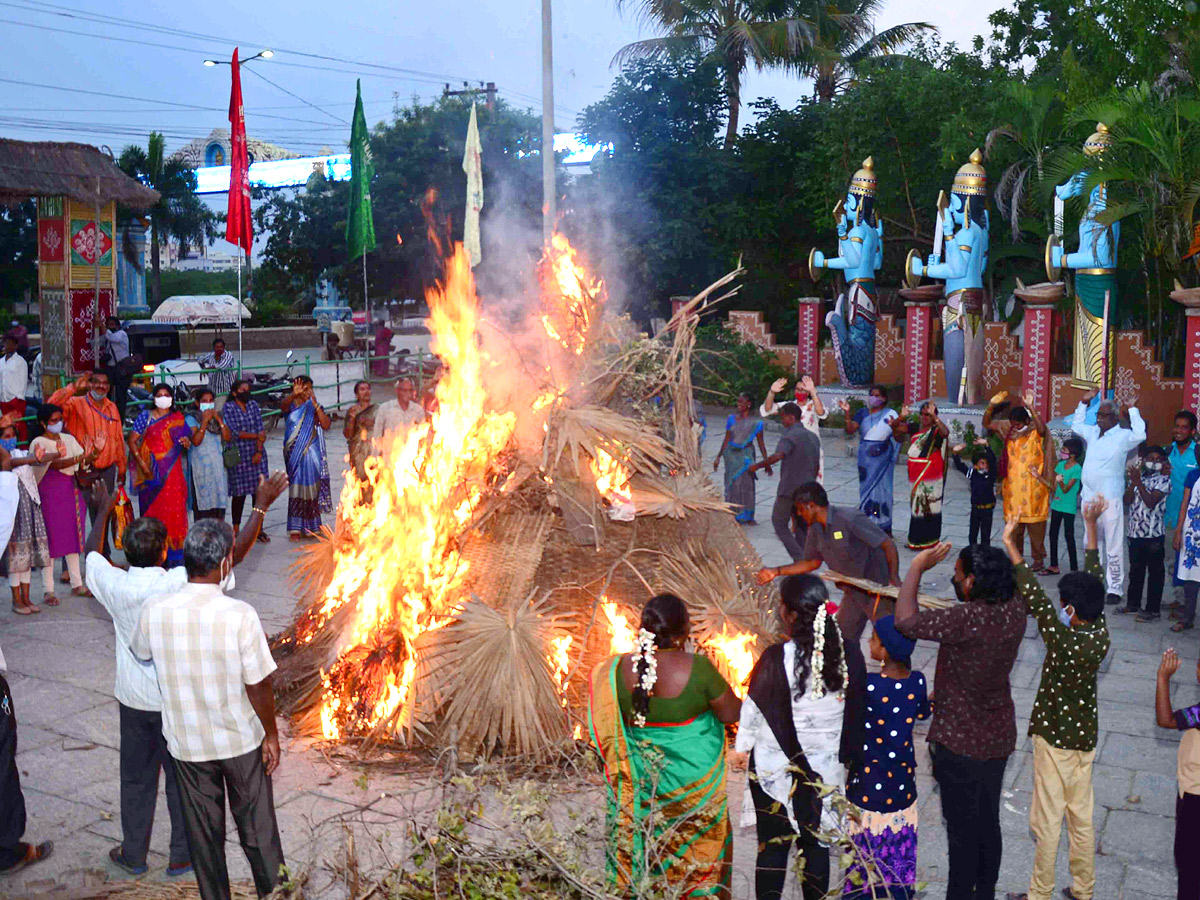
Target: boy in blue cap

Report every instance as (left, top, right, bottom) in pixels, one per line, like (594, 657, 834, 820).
(843, 615, 930, 899)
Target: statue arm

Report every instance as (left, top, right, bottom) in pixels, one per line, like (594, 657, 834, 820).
(1056, 174, 1086, 199)
(821, 234, 863, 271)
(925, 232, 973, 280)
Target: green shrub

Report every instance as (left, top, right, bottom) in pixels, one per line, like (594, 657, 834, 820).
(691, 321, 793, 405)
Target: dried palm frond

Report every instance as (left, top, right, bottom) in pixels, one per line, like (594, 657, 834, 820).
(628, 472, 731, 519)
(286, 524, 340, 608)
(657, 539, 776, 648)
(412, 591, 571, 761)
(549, 404, 675, 476)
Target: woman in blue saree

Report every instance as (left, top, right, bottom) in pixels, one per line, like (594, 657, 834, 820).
(840, 385, 903, 534)
(713, 392, 770, 523)
(281, 376, 332, 540)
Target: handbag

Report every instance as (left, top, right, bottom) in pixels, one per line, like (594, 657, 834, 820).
(223, 441, 241, 469)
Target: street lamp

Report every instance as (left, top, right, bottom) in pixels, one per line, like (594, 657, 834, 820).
(202, 49, 273, 66)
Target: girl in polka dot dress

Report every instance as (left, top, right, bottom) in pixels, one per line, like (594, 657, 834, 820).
(844, 615, 931, 899)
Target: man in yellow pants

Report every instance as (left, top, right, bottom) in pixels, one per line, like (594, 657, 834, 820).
(1002, 499, 1111, 900)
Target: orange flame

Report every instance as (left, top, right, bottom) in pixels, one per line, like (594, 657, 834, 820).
(590, 447, 633, 507)
(550, 635, 573, 707)
(602, 600, 636, 656)
(707, 629, 756, 698)
(538, 233, 600, 356)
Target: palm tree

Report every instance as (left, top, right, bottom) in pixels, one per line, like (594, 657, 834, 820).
(799, 0, 935, 103)
(986, 81, 1067, 241)
(118, 132, 212, 306)
(611, 0, 818, 148)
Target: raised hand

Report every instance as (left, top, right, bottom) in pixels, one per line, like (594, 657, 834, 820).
(1003, 514, 1020, 544)
(951, 443, 966, 454)
(770, 377, 788, 395)
(974, 437, 990, 446)
(800, 375, 817, 395)
(1022, 389, 1035, 407)
(912, 541, 952, 573)
(899, 404, 911, 418)
(253, 471, 290, 510)
(1082, 496, 1108, 524)
(838, 398, 851, 413)
(1160, 648, 1182, 680)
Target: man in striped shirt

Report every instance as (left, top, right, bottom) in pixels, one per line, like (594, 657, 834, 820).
(199, 338, 237, 406)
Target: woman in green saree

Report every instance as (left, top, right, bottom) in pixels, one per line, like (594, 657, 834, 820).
(588, 593, 741, 897)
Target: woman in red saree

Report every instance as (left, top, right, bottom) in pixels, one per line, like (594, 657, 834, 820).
(126, 384, 191, 565)
(899, 401, 950, 550)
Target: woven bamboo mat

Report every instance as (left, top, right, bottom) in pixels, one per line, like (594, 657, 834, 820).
(457, 507, 554, 608)
(19, 882, 258, 900)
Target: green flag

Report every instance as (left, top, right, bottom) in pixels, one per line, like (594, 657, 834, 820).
(346, 79, 376, 260)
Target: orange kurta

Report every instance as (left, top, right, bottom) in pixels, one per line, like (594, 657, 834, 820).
(1002, 429, 1050, 523)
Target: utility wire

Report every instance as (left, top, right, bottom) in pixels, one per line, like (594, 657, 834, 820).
(243, 67, 350, 127)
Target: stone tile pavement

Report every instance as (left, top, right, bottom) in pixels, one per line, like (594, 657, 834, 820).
(0, 412, 1192, 898)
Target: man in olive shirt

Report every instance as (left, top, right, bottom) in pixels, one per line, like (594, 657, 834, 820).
(747, 402, 820, 559)
(1002, 500, 1110, 900)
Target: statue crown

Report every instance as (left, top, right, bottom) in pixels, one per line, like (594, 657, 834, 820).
(952, 148, 987, 196)
(849, 156, 877, 197)
(1084, 122, 1113, 156)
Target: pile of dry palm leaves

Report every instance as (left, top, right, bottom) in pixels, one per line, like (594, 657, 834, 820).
(270, 262, 780, 765)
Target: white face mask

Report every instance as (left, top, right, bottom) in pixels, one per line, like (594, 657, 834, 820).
(219, 558, 236, 593)
(89, 389, 107, 402)
(199, 402, 216, 412)
(1057, 603, 1075, 628)
(46, 421, 64, 434)
(154, 395, 173, 410)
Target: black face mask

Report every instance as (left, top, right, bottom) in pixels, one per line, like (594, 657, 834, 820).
(952, 574, 968, 603)
(236, 391, 250, 402)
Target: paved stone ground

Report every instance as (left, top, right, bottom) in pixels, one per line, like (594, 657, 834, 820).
(0, 410, 1193, 898)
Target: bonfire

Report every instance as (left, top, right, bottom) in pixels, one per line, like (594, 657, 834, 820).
(271, 235, 776, 762)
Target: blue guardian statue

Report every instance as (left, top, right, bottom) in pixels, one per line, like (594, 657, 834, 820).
(1047, 123, 1119, 391)
(909, 149, 990, 405)
(810, 157, 883, 386)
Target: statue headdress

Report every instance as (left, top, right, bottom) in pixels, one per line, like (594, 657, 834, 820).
(952, 148, 987, 197)
(848, 156, 877, 198)
(1083, 123, 1112, 157)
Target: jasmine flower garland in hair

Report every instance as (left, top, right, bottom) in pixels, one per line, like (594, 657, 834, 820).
(634, 627, 658, 727)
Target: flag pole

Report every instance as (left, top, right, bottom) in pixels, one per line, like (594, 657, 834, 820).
(237, 250, 243, 372)
(363, 252, 369, 336)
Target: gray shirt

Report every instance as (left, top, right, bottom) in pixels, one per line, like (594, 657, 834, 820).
(803, 505, 890, 585)
(101, 328, 130, 364)
(775, 422, 821, 499)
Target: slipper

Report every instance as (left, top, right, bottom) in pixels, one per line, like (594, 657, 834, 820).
(1042, 566, 1060, 575)
(108, 846, 147, 876)
(10, 604, 39, 615)
(1172, 622, 1194, 633)
(70, 586, 92, 598)
(288, 532, 302, 542)
(166, 861, 193, 878)
(1, 841, 54, 875)
(42, 595, 60, 607)
(256, 531, 271, 543)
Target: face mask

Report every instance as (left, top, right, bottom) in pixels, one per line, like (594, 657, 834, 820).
(236, 391, 250, 402)
(1057, 604, 1075, 628)
(154, 395, 173, 410)
(199, 402, 216, 412)
(0, 438, 17, 452)
(1059, 450, 1070, 460)
(46, 421, 64, 434)
(89, 389, 106, 402)
(1145, 461, 1163, 472)
(108, 326, 117, 333)
(867, 395, 885, 409)
(952, 574, 968, 603)
(219, 559, 236, 593)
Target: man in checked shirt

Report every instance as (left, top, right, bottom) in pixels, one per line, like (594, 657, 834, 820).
(1002, 498, 1111, 900)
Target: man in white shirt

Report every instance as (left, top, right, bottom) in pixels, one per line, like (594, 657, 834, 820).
(0, 335, 28, 441)
(87, 473, 286, 881)
(131, 519, 284, 900)
(1073, 389, 1146, 601)
(372, 375, 426, 449)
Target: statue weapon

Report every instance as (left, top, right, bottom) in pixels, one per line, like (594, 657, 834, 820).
(1100, 288, 1111, 396)
(808, 199, 848, 283)
(932, 190, 948, 260)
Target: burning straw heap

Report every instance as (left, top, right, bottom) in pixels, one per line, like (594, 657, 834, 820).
(272, 236, 776, 762)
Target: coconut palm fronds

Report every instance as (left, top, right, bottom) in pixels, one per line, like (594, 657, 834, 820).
(628, 472, 731, 519)
(657, 539, 776, 647)
(286, 524, 340, 609)
(412, 592, 572, 761)
(551, 404, 676, 476)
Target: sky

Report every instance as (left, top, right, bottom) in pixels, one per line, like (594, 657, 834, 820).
(0, 0, 1007, 159)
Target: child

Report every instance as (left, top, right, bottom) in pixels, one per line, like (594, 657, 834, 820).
(1046, 437, 1083, 574)
(1121, 444, 1170, 621)
(1155, 647, 1200, 897)
(950, 437, 997, 546)
(843, 615, 930, 900)
(0, 418, 57, 614)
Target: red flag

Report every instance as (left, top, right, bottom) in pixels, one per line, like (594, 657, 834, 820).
(225, 47, 253, 254)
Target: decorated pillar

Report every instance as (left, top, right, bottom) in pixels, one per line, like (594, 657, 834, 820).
(116, 220, 151, 319)
(796, 297, 821, 377)
(1172, 287, 1200, 413)
(1018, 299, 1057, 421)
(903, 300, 935, 404)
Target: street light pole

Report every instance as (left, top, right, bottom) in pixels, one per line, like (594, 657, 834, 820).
(541, 0, 555, 246)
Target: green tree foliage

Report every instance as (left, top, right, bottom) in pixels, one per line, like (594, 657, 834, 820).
(118, 132, 218, 306)
(252, 96, 543, 309)
(0, 201, 36, 301)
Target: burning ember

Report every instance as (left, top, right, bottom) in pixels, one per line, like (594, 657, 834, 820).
(705, 629, 755, 697)
(550, 635, 573, 706)
(539, 232, 600, 356)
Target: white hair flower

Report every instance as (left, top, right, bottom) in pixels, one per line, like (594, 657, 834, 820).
(633, 627, 659, 727)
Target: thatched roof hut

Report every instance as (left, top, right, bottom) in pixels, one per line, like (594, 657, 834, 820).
(0, 138, 159, 208)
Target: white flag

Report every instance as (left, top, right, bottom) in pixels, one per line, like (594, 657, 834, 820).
(463, 104, 484, 268)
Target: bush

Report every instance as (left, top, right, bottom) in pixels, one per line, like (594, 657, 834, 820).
(690, 321, 793, 405)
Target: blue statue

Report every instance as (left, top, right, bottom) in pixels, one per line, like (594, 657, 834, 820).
(810, 157, 883, 386)
(908, 149, 990, 405)
(1048, 123, 1118, 392)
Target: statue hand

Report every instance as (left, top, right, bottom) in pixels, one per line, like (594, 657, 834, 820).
(927, 254, 939, 268)
(836, 221, 847, 238)
(813, 250, 826, 268)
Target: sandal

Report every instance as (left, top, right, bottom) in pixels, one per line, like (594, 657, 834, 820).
(71, 585, 92, 598)
(1, 841, 54, 875)
(10, 604, 39, 616)
(166, 860, 193, 878)
(108, 845, 147, 876)
(288, 532, 302, 542)
(1172, 622, 1194, 632)
(42, 594, 60, 607)
(256, 531, 271, 543)
(1042, 566, 1060, 575)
